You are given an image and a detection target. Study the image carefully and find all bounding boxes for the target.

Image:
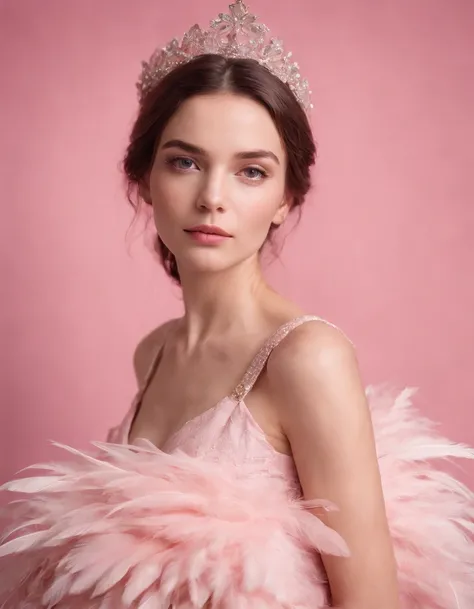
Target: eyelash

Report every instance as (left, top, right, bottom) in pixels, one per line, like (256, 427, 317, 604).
(165, 156, 269, 181)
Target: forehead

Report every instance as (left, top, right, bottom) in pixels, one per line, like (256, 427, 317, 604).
(160, 93, 285, 159)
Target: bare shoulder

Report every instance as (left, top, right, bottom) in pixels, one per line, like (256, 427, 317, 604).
(268, 318, 358, 379)
(132, 318, 177, 384)
(266, 318, 365, 425)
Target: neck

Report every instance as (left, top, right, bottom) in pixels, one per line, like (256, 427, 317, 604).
(176, 257, 277, 351)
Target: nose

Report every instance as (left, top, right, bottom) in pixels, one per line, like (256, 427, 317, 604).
(196, 168, 227, 213)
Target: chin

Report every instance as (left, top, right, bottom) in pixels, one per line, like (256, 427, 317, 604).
(177, 252, 234, 276)
(177, 250, 254, 279)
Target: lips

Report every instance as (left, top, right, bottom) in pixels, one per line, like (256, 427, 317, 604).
(184, 225, 231, 237)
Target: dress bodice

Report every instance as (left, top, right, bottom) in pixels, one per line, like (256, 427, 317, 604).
(107, 315, 334, 494)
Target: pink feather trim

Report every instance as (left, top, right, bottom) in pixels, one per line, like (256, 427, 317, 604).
(0, 442, 345, 608)
(0, 385, 473, 609)
(367, 385, 474, 608)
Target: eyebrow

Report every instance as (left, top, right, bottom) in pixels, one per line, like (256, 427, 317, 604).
(161, 139, 280, 165)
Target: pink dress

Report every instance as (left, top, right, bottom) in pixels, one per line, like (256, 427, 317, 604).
(108, 315, 321, 494)
(0, 315, 473, 608)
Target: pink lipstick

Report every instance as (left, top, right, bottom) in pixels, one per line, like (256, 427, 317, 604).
(184, 225, 232, 245)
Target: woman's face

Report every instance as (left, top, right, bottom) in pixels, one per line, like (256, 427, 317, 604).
(143, 92, 289, 279)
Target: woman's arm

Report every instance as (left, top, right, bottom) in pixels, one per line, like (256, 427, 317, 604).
(267, 321, 400, 609)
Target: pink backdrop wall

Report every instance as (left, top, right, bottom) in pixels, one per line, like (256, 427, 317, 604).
(1, 0, 473, 486)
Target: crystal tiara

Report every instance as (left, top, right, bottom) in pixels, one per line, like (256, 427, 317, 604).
(136, 1, 312, 114)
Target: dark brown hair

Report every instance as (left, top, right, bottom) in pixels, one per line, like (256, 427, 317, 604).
(122, 54, 316, 284)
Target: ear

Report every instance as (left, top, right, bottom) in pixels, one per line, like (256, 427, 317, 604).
(271, 195, 291, 227)
(138, 178, 152, 205)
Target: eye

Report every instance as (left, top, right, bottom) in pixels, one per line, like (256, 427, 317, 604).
(241, 166, 268, 181)
(167, 156, 198, 171)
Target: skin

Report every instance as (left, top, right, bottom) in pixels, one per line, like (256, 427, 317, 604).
(133, 91, 400, 608)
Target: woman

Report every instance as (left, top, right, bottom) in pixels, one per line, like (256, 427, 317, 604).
(1, 2, 472, 608)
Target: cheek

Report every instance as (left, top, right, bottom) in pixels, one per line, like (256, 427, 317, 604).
(241, 179, 285, 228)
(149, 188, 178, 241)
(237, 197, 278, 240)
(149, 174, 184, 224)
(150, 167, 200, 213)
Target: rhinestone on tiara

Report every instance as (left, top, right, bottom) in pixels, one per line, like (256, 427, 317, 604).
(136, 0, 312, 114)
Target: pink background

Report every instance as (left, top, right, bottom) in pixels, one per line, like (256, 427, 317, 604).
(1, 0, 473, 486)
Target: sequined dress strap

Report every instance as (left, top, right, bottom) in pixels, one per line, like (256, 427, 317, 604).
(230, 315, 325, 402)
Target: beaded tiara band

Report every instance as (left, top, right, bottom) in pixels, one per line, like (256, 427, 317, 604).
(136, 0, 312, 115)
